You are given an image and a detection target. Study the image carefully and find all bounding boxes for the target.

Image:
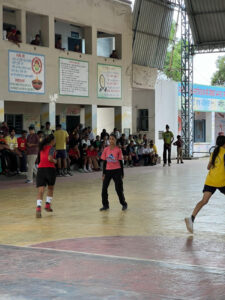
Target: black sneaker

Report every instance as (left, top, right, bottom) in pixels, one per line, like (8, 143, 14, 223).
(99, 207, 109, 211)
(122, 205, 128, 211)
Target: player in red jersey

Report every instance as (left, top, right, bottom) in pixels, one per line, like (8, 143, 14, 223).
(36, 134, 57, 218)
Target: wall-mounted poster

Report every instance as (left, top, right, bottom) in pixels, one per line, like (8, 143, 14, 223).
(59, 57, 89, 97)
(97, 64, 122, 99)
(8, 50, 45, 94)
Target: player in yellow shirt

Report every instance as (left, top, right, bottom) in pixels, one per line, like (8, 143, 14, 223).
(54, 124, 69, 176)
(185, 136, 225, 233)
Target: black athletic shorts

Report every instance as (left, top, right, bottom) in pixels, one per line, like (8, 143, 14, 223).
(203, 185, 225, 195)
(36, 168, 56, 188)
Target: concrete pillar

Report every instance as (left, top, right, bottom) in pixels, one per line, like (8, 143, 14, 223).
(41, 103, 56, 130)
(85, 105, 97, 135)
(84, 26, 92, 55)
(115, 34, 122, 59)
(115, 107, 122, 131)
(41, 16, 50, 47)
(49, 16, 55, 49)
(122, 106, 132, 134)
(206, 111, 215, 145)
(0, 4, 3, 41)
(0, 100, 4, 123)
(16, 10, 26, 43)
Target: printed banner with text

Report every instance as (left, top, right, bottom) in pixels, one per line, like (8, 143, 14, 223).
(9, 50, 45, 94)
(98, 64, 122, 99)
(59, 58, 89, 97)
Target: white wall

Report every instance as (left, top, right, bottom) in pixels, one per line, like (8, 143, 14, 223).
(155, 80, 178, 159)
(132, 88, 155, 138)
(97, 107, 114, 135)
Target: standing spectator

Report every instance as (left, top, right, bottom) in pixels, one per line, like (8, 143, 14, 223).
(54, 124, 69, 176)
(37, 131, 44, 142)
(173, 135, 184, 164)
(5, 127, 21, 173)
(82, 134, 91, 146)
(113, 128, 121, 139)
(69, 132, 81, 149)
(143, 134, 148, 145)
(17, 130, 27, 173)
(31, 34, 41, 46)
(0, 130, 10, 174)
(162, 124, 174, 167)
(44, 122, 53, 137)
(26, 125, 39, 183)
(87, 127, 95, 142)
(100, 129, 109, 140)
(0, 122, 9, 137)
(119, 134, 127, 146)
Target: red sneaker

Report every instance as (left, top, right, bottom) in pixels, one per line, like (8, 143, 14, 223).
(36, 206, 42, 218)
(45, 203, 53, 212)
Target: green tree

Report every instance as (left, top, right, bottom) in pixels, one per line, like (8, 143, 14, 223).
(211, 56, 225, 86)
(163, 21, 182, 82)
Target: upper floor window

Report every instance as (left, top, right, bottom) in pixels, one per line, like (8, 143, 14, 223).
(26, 12, 49, 47)
(3, 7, 22, 46)
(97, 31, 121, 59)
(55, 19, 92, 54)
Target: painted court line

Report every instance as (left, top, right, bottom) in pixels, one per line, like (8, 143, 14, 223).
(24, 245, 225, 275)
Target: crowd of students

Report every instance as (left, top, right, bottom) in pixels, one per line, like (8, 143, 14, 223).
(0, 121, 159, 181)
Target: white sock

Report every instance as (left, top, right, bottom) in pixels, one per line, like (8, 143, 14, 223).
(37, 199, 42, 207)
(46, 196, 52, 204)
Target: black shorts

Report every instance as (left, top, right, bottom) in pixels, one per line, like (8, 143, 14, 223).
(203, 185, 225, 195)
(56, 150, 67, 159)
(36, 168, 56, 188)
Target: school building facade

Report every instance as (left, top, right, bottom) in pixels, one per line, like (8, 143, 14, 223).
(0, 0, 133, 135)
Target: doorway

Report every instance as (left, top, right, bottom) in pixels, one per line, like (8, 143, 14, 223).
(66, 116, 80, 134)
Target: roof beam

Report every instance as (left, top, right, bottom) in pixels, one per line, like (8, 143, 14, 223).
(191, 10, 225, 16)
(185, 0, 201, 43)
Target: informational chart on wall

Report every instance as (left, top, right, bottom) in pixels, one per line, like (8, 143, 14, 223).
(97, 64, 122, 99)
(178, 83, 225, 112)
(8, 50, 45, 94)
(59, 58, 89, 97)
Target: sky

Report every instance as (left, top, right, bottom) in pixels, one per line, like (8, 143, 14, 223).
(130, 0, 221, 86)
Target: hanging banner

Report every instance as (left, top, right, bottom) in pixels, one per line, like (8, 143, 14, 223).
(8, 50, 45, 94)
(97, 64, 122, 99)
(59, 57, 89, 97)
(178, 83, 225, 112)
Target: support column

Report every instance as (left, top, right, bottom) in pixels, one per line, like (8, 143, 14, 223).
(115, 107, 122, 131)
(0, 100, 4, 123)
(206, 112, 215, 145)
(48, 16, 55, 49)
(85, 105, 97, 135)
(122, 106, 132, 135)
(41, 103, 56, 130)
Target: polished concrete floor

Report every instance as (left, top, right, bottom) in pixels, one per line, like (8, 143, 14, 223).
(1, 159, 225, 299)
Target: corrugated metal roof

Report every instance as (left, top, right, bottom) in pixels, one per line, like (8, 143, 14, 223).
(185, 0, 225, 49)
(133, 0, 174, 69)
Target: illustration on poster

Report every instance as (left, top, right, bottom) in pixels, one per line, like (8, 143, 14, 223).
(32, 57, 43, 90)
(99, 74, 107, 92)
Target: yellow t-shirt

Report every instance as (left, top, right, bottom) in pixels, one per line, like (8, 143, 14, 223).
(153, 144, 158, 154)
(5, 136, 18, 150)
(205, 147, 225, 187)
(54, 129, 69, 150)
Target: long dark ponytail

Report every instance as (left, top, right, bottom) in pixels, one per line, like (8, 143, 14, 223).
(211, 136, 225, 167)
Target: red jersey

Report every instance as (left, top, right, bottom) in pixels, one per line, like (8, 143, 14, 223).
(17, 137, 26, 151)
(87, 149, 98, 157)
(0, 138, 6, 145)
(38, 145, 56, 168)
